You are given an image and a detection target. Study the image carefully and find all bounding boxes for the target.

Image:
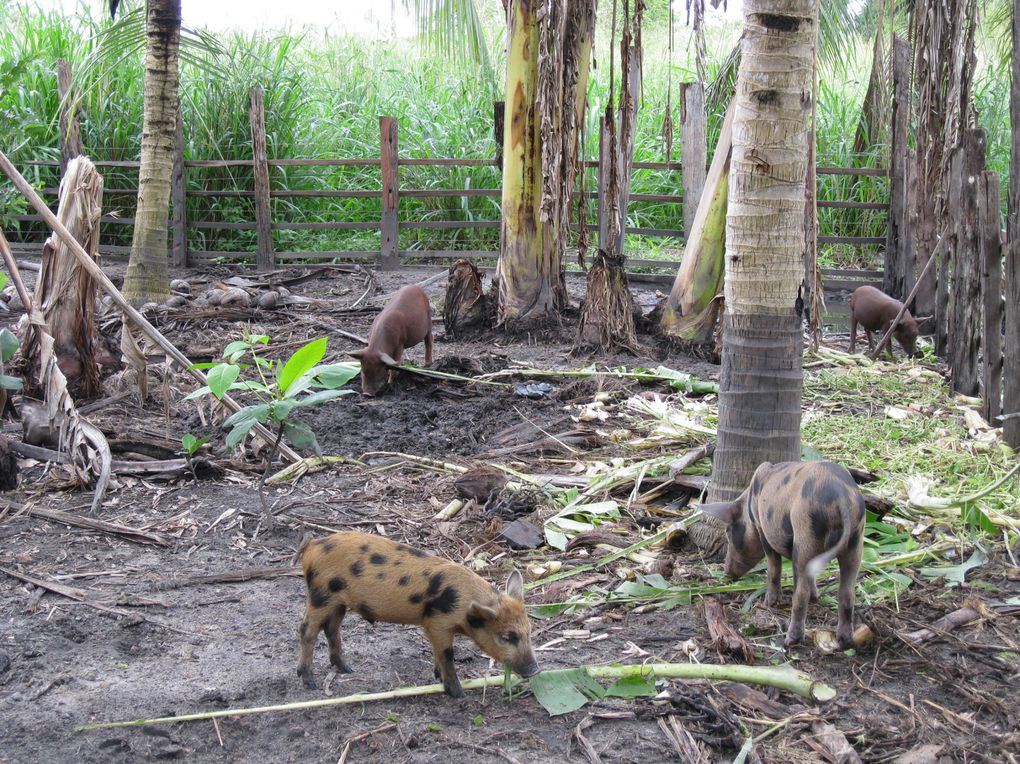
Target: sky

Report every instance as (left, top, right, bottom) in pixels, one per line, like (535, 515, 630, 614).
(18, 0, 743, 37)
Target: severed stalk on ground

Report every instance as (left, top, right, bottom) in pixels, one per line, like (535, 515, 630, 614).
(74, 662, 836, 732)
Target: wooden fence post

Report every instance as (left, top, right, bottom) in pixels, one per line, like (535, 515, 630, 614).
(248, 85, 274, 272)
(680, 82, 706, 240)
(379, 116, 400, 270)
(56, 59, 82, 179)
(493, 101, 505, 171)
(884, 36, 911, 300)
(171, 105, 188, 267)
(947, 129, 985, 395)
(979, 171, 1002, 425)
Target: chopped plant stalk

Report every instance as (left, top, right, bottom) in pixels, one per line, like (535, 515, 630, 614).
(434, 499, 465, 520)
(75, 662, 834, 731)
(477, 365, 718, 393)
(385, 363, 511, 388)
(265, 456, 363, 485)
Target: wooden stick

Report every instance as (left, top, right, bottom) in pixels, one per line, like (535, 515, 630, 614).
(5, 501, 169, 546)
(0, 566, 201, 637)
(869, 233, 947, 359)
(0, 151, 300, 463)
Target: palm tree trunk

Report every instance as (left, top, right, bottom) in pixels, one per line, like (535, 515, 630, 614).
(688, 0, 816, 555)
(122, 0, 180, 306)
(497, 0, 557, 329)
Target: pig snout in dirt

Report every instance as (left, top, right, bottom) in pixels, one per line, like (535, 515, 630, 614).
(349, 285, 434, 396)
(700, 460, 866, 649)
(296, 531, 539, 698)
(848, 285, 921, 359)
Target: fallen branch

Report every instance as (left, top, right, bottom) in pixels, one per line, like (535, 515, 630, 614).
(703, 597, 752, 661)
(149, 566, 299, 591)
(265, 456, 363, 485)
(74, 662, 836, 731)
(4, 501, 169, 546)
(902, 597, 991, 645)
(0, 566, 201, 637)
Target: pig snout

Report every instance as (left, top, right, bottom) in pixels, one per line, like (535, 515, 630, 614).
(513, 651, 540, 678)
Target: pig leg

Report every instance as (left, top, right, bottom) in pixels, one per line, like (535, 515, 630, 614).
(324, 605, 353, 674)
(424, 326, 434, 366)
(865, 329, 876, 353)
(424, 625, 464, 698)
(836, 545, 863, 648)
(763, 546, 783, 607)
(297, 606, 330, 689)
(848, 311, 858, 353)
(784, 562, 813, 648)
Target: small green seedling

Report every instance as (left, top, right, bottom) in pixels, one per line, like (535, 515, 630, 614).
(181, 433, 206, 458)
(0, 325, 20, 392)
(185, 333, 359, 511)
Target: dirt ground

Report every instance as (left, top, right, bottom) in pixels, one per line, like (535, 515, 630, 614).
(1, 264, 1018, 763)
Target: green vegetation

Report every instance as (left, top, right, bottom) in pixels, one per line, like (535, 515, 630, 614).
(0, 4, 1011, 266)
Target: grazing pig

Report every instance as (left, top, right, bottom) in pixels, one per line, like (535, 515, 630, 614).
(700, 461, 866, 649)
(350, 285, 433, 396)
(296, 532, 539, 697)
(848, 285, 920, 358)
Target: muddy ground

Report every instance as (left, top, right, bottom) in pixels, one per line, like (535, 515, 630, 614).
(1, 264, 1018, 763)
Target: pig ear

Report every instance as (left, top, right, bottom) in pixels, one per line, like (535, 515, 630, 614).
(467, 602, 499, 625)
(378, 352, 399, 368)
(699, 500, 740, 524)
(505, 569, 525, 601)
(349, 349, 366, 360)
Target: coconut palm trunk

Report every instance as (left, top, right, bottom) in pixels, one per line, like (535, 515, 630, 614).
(121, 0, 180, 306)
(688, 0, 816, 556)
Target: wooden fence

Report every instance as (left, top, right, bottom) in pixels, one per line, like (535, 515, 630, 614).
(5, 85, 891, 328)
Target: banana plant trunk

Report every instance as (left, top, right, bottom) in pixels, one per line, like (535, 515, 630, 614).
(690, 0, 815, 557)
(122, 0, 180, 306)
(659, 101, 735, 344)
(497, 0, 561, 329)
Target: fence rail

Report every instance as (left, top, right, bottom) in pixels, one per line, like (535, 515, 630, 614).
(7, 85, 891, 332)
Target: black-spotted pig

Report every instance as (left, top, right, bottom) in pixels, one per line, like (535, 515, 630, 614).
(700, 461, 866, 649)
(296, 531, 539, 697)
(848, 285, 920, 358)
(349, 285, 433, 396)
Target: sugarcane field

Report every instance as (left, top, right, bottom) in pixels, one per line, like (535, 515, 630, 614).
(1, 1, 1019, 762)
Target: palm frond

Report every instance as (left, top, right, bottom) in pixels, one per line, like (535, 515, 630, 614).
(404, 0, 494, 72)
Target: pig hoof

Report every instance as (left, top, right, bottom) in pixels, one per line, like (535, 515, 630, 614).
(331, 657, 353, 674)
(764, 591, 780, 608)
(445, 685, 466, 699)
(298, 670, 318, 690)
(783, 633, 804, 650)
(837, 631, 855, 650)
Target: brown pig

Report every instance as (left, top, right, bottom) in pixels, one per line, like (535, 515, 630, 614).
(296, 531, 539, 697)
(350, 285, 433, 396)
(700, 461, 866, 649)
(848, 285, 920, 358)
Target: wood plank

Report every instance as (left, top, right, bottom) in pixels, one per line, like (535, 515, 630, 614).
(681, 82, 707, 238)
(379, 116, 400, 269)
(248, 85, 274, 271)
(820, 267, 883, 278)
(398, 158, 498, 167)
(817, 236, 885, 245)
(402, 221, 499, 230)
(822, 278, 881, 292)
(267, 158, 379, 167)
(816, 166, 888, 177)
(818, 200, 888, 210)
(980, 171, 1003, 424)
(273, 222, 379, 231)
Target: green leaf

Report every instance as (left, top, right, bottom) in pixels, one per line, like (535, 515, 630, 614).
(183, 385, 212, 401)
(278, 337, 327, 394)
(919, 547, 989, 588)
(311, 362, 361, 389)
(530, 669, 605, 716)
(0, 327, 19, 363)
(207, 364, 241, 400)
(291, 389, 350, 408)
(0, 272, 7, 290)
(223, 404, 270, 430)
(271, 399, 298, 421)
(604, 673, 657, 699)
(189, 362, 221, 370)
(650, 366, 718, 394)
(961, 503, 998, 534)
(181, 433, 207, 457)
(800, 444, 825, 461)
(544, 527, 568, 551)
(225, 421, 256, 451)
(0, 374, 23, 391)
(472, 715, 485, 727)
(283, 419, 320, 453)
(230, 380, 272, 395)
(222, 340, 249, 362)
(247, 334, 270, 345)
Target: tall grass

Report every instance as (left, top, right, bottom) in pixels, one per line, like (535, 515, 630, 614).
(0, 4, 1011, 265)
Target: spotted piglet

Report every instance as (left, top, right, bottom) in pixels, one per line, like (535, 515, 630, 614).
(700, 461, 866, 648)
(296, 532, 540, 697)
